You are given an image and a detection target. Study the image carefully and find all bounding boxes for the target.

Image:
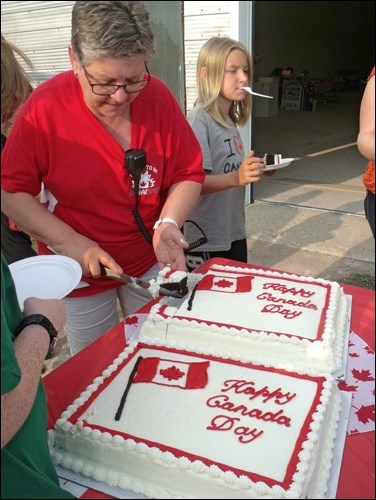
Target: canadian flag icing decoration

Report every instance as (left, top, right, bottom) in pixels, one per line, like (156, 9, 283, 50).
(197, 273, 254, 293)
(133, 357, 209, 389)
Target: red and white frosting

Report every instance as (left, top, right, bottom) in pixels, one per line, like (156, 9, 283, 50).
(49, 340, 341, 499)
(140, 263, 349, 375)
(48, 263, 348, 498)
(264, 154, 282, 166)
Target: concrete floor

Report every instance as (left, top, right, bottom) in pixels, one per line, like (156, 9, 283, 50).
(253, 147, 365, 215)
(246, 85, 374, 285)
(252, 86, 365, 214)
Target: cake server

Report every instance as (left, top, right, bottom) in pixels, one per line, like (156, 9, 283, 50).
(100, 265, 186, 298)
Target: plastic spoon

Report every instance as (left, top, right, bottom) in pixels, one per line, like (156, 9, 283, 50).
(240, 86, 273, 99)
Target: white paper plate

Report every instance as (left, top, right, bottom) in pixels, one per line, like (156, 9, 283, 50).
(263, 158, 295, 171)
(9, 255, 82, 309)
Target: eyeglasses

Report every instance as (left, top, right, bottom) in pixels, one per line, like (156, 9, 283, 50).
(83, 64, 151, 96)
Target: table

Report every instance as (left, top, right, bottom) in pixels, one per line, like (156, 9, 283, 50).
(44, 258, 375, 499)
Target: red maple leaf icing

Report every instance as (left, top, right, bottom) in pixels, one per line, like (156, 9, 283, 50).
(125, 316, 139, 326)
(215, 278, 234, 289)
(352, 368, 375, 382)
(365, 346, 374, 354)
(159, 365, 185, 381)
(349, 352, 360, 358)
(337, 382, 358, 392)
(348, 340, 355, 347)
(355, 404, 375, 424)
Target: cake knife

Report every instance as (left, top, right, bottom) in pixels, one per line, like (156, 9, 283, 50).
(100, 265, 187, 298)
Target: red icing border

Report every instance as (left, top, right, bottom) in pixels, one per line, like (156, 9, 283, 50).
(67, 342, 326, 491)
(159, 270, 330, 343)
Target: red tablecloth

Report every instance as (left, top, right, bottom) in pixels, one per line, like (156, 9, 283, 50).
(44, 258, 375, 499)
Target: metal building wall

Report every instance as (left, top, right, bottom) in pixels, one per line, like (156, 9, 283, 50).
(183, 1, 232, 112)
(1, 1, 185, 106)
(1, 1, 74, 84)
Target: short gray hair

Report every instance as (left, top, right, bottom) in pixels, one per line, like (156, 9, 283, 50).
(71, 1, 156, 66)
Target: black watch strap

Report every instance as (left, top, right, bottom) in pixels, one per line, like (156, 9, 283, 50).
(14, 314, 58, 353)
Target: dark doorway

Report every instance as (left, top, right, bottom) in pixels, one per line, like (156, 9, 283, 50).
(251, 1, 375, 215)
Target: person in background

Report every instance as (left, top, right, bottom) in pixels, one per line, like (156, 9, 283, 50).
(184, 36, 265, 271)
(1, 254, 75, 499)
(1, 1, 204, 355)
(357, 66, 375, 238)
(1, 35, 37, 264)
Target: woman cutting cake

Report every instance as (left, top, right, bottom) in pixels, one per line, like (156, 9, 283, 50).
(1, 1, 204, 355)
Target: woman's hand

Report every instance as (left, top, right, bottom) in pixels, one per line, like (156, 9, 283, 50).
(53, 233, 123, 278)
(1, 191, 124, 277)
(152, 222, 188, 271)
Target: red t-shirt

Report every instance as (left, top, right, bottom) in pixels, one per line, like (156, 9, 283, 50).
(1, 72, 204, 296)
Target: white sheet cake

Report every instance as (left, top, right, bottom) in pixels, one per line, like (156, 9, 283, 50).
(139, 263, 349, 375)
(49, 262, 348, 498)
(49, 340, 341, 499)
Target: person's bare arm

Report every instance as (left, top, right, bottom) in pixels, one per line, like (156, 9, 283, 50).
(1, 298, 65, 448)
(200, 151, 263, 194)
(1, 190, 123, 276)
(357, 74, 375, 162)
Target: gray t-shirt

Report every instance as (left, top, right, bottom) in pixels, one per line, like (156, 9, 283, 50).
(184, 106, 246, 251)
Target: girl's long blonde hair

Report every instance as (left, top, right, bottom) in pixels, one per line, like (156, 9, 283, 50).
(195, 36, 253, 128)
